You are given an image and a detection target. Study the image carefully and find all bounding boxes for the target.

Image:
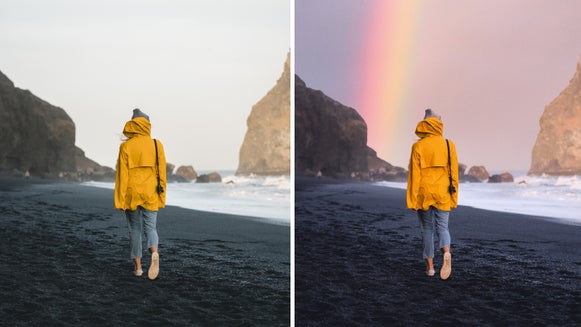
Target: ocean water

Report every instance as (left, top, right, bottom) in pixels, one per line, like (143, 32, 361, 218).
(375, 173, 581, 226)
(85, 171, 290, 225)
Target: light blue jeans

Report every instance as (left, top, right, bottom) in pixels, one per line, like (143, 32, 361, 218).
(417, 206, 451, 259)
(125, 206, 159, 259)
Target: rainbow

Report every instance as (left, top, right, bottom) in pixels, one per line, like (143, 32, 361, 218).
(355, 1, 424, 163)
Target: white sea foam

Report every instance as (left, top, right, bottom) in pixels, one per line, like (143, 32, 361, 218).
(375, 174, 581, 225)
(84, 171, 290, 225)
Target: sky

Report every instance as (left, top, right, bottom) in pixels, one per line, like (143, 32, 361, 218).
(0, 0, 289, 170)
(296, 0, 581, 172)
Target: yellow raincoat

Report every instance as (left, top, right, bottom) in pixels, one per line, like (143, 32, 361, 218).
(406, 117, 459, 211)
(114, 117, 167, 211)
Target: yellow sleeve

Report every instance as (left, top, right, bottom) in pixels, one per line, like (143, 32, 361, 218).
(114, 143, 129, 209)
(406, 143, 421, 209)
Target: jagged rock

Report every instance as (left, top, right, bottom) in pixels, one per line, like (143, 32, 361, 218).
(458, 163, 468, 176)
(176, 165, 197, 181)
(166, 163, 189, 183)
(295, 75, 405, 180)
(74, 147, 115, 181)
(196, 172, 222, 183)
(458, 163, 482, 182)
(367, 147, 407, 181)
(237, 53, 290, 176)
(489, 172, 514, 183)
(467, 166, 489, 182)
(166, 163, 176, 176)
(0, 70, 102, 176)
(529, 55, 581, 176)
(295, 75, 369, 178)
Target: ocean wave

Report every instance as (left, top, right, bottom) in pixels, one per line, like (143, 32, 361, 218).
(375, 175, 581, 225)
(83, 174, 290, 224)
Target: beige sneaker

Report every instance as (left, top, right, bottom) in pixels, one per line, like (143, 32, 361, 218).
(134, 269, 143, 277)
(440, 252, 452, 280)
(148, 252, 159, 280)
(426, 269, 436, 277)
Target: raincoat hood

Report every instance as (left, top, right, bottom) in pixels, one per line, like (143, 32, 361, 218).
(123, 117, 151, 139)
(415, 117, 443, 139)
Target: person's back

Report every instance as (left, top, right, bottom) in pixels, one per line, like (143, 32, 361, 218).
(406, 109, 458, 280)
(114, 109, 166, 280)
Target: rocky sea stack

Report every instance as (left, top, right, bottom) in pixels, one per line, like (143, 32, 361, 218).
(0, 70, 110, 179)
(236, 53, 290, 176)
(529, 55, 581, 176)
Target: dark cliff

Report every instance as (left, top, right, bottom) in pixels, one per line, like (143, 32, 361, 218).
(0, 70, 107, 178)
(295, 75, 369, 177)
(295, 75, 406, 180)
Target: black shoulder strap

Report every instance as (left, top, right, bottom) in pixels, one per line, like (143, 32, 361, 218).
(446, 139, 452, 185)
(154, 139, 161, 189)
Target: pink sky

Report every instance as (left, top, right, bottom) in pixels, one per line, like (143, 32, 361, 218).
(296, 0, 581, 171)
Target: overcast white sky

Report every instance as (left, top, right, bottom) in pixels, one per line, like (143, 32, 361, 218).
(0, 0, 289, 170)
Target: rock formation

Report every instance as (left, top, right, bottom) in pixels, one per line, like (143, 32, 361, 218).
(196, 172, 222, 183)
(529, 55, 581, 175)
(458, 163, 467, 176)
(489, 172, 514, 183)
(236, 53, 290, 176)
(457, 163, 480, 182)
(0, 70, 106, 177)
(175, 165, 197, 181)
(295, 75, 369, 177)
(367, 147, 407, 181)
(166, 163, 176, 176)
(467, 166, 489, 182)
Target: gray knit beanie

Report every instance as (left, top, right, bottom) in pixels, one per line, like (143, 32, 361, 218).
(132, 108, 150, 121)
(424, 108, 441, 120)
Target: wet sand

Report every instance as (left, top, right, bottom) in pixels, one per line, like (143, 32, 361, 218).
(295, 177, 580, 326)
(0, 176, 289, 326)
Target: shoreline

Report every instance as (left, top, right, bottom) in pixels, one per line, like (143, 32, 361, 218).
(80, 181, 290, 227)
(0, 177, 290, 326)
(304, 175, 581, 226)
(295, 177, 581, 325)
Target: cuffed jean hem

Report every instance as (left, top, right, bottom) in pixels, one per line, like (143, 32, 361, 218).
(125, 206, 159, 259)
(417, 206, 451, 259)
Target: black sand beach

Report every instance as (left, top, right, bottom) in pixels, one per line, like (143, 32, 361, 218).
(295, 177, 580, 326)
(0, 176, 289, 326)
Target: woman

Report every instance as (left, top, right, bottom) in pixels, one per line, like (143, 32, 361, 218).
(406, 109, 459, 280)
(114, 109, 167, 280)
